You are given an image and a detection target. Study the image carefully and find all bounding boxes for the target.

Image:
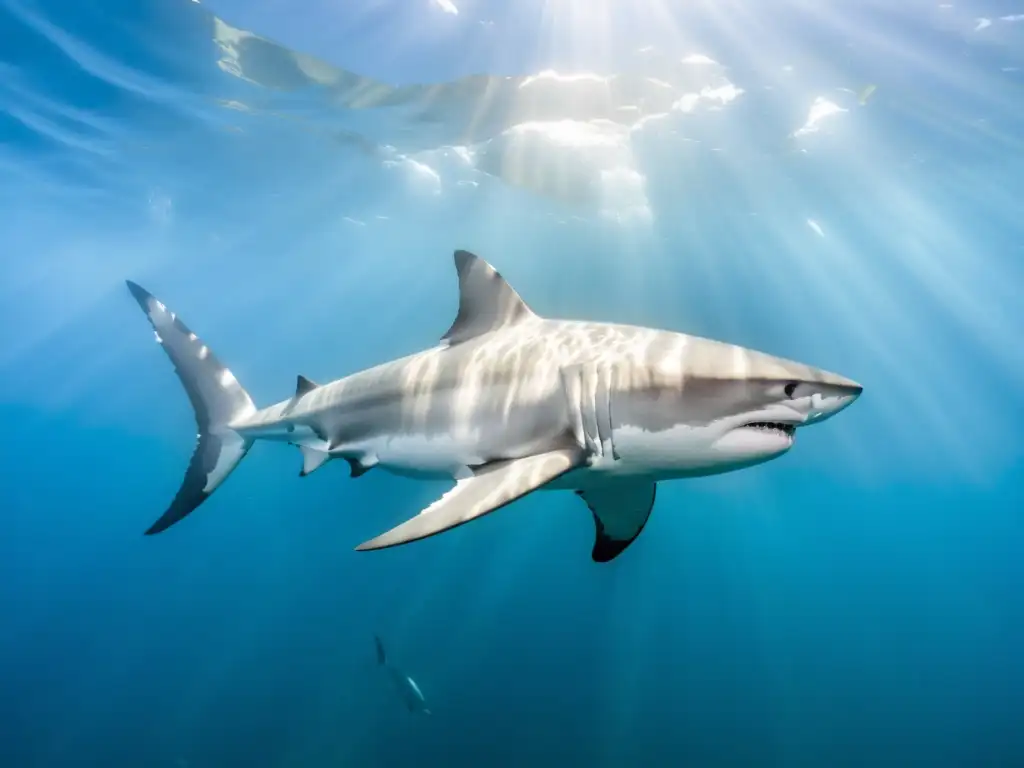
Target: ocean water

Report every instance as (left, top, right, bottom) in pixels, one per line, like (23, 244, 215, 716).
(1, 0, 1023, 765)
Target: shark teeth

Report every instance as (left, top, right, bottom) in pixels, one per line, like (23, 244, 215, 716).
(744, 421, 796, 437)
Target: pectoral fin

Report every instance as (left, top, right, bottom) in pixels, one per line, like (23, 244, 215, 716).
(576, 481, 657, 563)
(355, 448, 583, 551)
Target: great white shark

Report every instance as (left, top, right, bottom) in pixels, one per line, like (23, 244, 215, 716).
(126, 249, 862, 562)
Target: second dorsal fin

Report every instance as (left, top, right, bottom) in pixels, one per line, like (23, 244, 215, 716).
(440, 250, 538, 345)
(295, 375, 319, 397)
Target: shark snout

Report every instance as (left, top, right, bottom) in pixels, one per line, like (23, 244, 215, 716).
(803, 381, 862, 426)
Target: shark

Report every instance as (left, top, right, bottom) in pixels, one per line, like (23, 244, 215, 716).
(125, 249, 862, 562)
(374, 635, 431, 716)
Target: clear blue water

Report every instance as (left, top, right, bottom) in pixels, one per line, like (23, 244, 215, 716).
(2, 0, 1023, 765)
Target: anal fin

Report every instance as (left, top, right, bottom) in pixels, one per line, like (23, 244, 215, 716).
(300, 446, 376, 479)
(355, 448, 583, 551)
(576, 481, 657, 563)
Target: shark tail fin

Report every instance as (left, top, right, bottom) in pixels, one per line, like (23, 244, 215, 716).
(126, 281, 257, 536)
(374, 635, 387, 666)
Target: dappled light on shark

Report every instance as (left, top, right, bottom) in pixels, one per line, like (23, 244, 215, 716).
(126, 248, 861, 562)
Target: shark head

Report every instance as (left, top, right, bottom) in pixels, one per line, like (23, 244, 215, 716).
(706, 362, 862, 466)
(608, 334, 862, 477)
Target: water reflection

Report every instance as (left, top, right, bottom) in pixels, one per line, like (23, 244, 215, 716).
(209, 14, 754, 222)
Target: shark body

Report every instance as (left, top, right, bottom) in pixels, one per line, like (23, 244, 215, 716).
(126, 249, 862, 561)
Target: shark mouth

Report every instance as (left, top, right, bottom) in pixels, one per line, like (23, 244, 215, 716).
(743, 421, 796, 438)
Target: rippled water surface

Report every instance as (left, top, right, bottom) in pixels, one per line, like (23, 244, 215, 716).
(1, 0, 1023, 766)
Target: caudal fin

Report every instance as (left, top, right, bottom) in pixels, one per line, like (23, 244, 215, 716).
(126, 281, 256, 535)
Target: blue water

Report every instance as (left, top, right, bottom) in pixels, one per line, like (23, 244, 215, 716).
(2, 0, 1023, 765)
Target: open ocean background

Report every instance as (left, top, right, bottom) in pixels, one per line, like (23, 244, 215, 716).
(1, 0, 1023, 765)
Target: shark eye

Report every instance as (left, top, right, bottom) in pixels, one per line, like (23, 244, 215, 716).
(784, 381, 799, 398)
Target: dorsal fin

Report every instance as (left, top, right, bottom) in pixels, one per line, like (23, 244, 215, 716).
(295, 375, 318, 397)
(440, 250, 538, 345)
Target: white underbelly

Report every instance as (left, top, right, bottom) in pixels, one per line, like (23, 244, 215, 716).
(339, 428, 562, 481)
(367, 431, 486, 479)
(544, 422, 727, 490)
